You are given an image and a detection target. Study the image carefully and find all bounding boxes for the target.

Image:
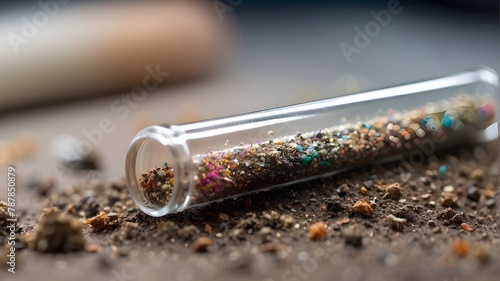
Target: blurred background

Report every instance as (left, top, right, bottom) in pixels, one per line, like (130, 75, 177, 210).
(0, 0, 498, 188)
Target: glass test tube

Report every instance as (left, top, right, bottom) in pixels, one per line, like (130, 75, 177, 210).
(126, 67, 499, 217)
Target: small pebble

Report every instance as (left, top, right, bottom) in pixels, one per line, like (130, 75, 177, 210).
(192, 237, 212, 252)
(466, 186, 481, 202)
(309, 222, 327, 240)
(469, 168, 484, 181)
(441, 192, 459, 208)
(460, 223, 473, 232)
(362, 180, 374, 189)
(386, 214, 407, 231)
(352, 200, 373, 217)
(485, 199, 496, 209)
(337, 184, 350, 195)
(86, 244, 101, 253)
(342, 225, 363, 247)
(443, 185, 454, 193)
(420, 193, 431, 200)
(483, 189, 496, 198)
(219, 213, 229, 221)
(382, 182, 402, 200)
(451, 240, 469, 257)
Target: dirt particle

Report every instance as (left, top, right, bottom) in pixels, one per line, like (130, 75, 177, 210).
(28, 211, 86, 253)
(309, 222, 327, 240)
(353, 199, 373, 217)
(363, 180, 374, 189)
(204, 223, 212, 234)
(443, 185, 454, 193)
(280, 215, 295, 229)
(192, 237, 212, 252)
(86, 211, 114, 231)
(337, 184, 350, 195)
(466, 186, 481, 202)
(483, 189, 496, 199)
(451, 240, 469, 257)
(386, 214, 407, 231)
(460, 223, 473, 232)
(471, 244, 490, 263)
(219, 213, 230, 222)
(438, 208, 457, 220)
(86, 244, 101, 253)
(178, 225, 200, 241)
(420, 193, 431, 200)
(335, 218, 350, 226)
(342, 225, 363, 247)
(440, 192, 459, 208)
(469, 168, 484, 181)
(484, 199, 496, 209)
(382, 182, 402, 200)
(360, 186, 368, 195)
(153, 221, 179, 243)
(261, 211, 281, 228)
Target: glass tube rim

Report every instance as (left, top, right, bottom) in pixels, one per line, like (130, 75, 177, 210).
(125, 125, 193, 217)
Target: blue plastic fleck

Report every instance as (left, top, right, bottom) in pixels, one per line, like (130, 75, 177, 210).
(362, 123, 370, 130)
(438, 165, 447, 175)
(319, 161, 331, 166)
(441, 116, 453, 128)
(300, 155, 312, 166)
(163, 161, 168, 167)
(259, 163, 265, 167)
(295, 145, 303, 151)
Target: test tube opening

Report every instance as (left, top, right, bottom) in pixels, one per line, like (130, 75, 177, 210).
(126, 125, 192, 217)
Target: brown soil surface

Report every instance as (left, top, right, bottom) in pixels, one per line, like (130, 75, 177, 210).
(1, 141, 499, 281)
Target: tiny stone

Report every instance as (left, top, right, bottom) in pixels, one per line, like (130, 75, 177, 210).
(443, 185, 454, 193)
(363, 180, 374, 189)
(420, 193, 431, 200)
(309, 222, 327, 240)
(451, 240, 469, 257)
(360, 186, 368, 195)
(386, 214, 407, 231)
(342, 225, 363, 247)
(469, 168, 484, 181)
(441, 192, 459, 208)
(352, 200, 373, 217)
(219, 213, 230, 221)
(467, 186, 481, 202)
(337, 184, 349, 195)
(86, 212, 111, 231)
(461, 223, 473, 232)
(485, 199, 496, 209)
(428, 220, 436, 227)
(192, 237, 212, 253)
(483, 189, 496, 198)
(86, 244, 101, 253)
(382, 182, 402, 200)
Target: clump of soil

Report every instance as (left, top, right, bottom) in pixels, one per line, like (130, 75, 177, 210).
(27, 209, 86, 253)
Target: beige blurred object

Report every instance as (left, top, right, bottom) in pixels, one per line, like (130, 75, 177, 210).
(0, 131, 38, 164)
(0, 1, 232, 111)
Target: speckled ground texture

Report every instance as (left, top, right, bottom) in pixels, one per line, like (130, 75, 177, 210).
(1, 141, 499, 281)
